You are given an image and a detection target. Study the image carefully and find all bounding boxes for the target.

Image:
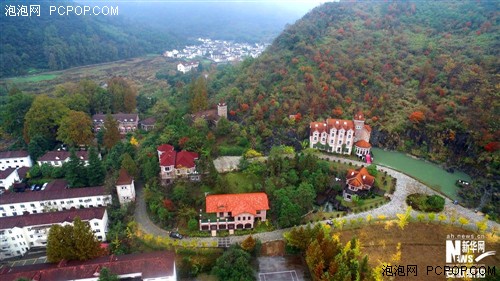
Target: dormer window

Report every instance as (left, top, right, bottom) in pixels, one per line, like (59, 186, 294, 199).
(55, 157, 59, 160)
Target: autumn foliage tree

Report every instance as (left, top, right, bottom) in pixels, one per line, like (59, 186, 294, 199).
(57, 110, 94, 147)
(103, 114, 120, 149)
(409, 110, 425, 124)
(23, 95, 69, 144)
(107, 77, 137, 113)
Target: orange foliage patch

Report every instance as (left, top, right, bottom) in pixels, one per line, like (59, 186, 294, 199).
(409, 111, 425, 123)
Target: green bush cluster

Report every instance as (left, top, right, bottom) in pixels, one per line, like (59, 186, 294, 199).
(406, 193, 445, 212)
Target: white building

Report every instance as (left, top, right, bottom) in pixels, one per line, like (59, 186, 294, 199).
(116, 169, 135, 205)
(0, 207, 108, 260)
(0, 151, 32, 170)
(0, 251, 176, 281)
(0, 179, 111, 217)
(37, 151, 90, 167)
(309, 112, 372, 156)
(177, 61, 199, 73)
(0, 168, 20, 190)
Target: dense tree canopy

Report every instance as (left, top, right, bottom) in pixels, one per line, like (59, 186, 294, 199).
(23, 95, 69, 143)
(57, 110, 94, 147)
(211, 246, 255, 281)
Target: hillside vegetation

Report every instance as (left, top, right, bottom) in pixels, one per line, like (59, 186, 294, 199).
(208, 1, 498, 181)
(0, 0, 181, 78)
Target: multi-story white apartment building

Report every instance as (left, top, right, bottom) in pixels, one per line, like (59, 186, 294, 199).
(92, 113, 139, 134)
(177, 61, 199, 73)
(0, 207, 108, 260)
(0, 180, 111, 217)
(37, 151, 90, 167)
(0, 151, 32, 170)
(0, 168, 20, 190)
(309, 112, 372, 156)
(157, 144, 200, 185)
(116, 168, 135, 205)
(0, 251, 176, 281)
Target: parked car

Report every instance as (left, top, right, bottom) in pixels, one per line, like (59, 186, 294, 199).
(169, 232, 183, 239)
(41, 183, 48, 190)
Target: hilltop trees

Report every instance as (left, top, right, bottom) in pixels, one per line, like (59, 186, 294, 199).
(87, 147, 105, 186)
(47, 217, 103, 262)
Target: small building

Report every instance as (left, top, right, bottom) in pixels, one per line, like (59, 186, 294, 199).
(37, 151, 90, 167)
(177, 61, 199, 73)
(116, 169, 135, 205)
(309, 112, 372, 156)
(0, 179, 111, 217)
(191, 102, 228, 125)
(0, 168, 20, 190)
(92, 113, 139, 134)
(0, 207, 108, 259)
(0, 151, 33, 170)
(0, 251, 177, 281)
(200, 192, 269, 236)
(140, 117, 156, 131)
(157, 144, 200, 185)
(343, 167, 375, 201)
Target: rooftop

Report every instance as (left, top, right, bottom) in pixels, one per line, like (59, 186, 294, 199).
(0, 180, 108, 205)
(38, 151, 89, 162)
(0, 168, 17, 179)
(0, 251, 176, 281)
(0, 151, 30, 159)
(206, 192, 269, 217)
(346, 167, 375, 190)
(116, 169, 133, 185)
(0, 207, 106, 230)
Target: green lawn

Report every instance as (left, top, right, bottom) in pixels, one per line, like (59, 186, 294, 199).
(221, 172, 261, 193)
(7, 74, 59, 83)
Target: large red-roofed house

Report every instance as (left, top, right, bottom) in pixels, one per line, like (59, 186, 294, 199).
(200, 192, 269, 236)
(157, 144, 200, 184)
(343, 167, 375, 201)
(309, 112, 372, 156)
(0, 251, 176, 281)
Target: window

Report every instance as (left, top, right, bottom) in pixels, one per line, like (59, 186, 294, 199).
(256, 210, 261, 215)
(94, 222, 99, 226)
(313, 137, 317, 141)
(12, 212, 17, 216)
(14, 160, 17, 163)
(20, 205, 25, 208)
(219, 212, 224, 217)
(30, 204, 35, 207)
(97, 198, 101, 201)
(98, 235, 102, 240)
(1, 213, 5, 217)
(30, 235, 33, 238)
(79, 199, 83, 202)
(10, 206, 14, 209)
(0, 207, 3, 211)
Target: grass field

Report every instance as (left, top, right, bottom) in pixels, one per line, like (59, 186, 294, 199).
(7, 74, 59, 83)
(222, 172, 261, 193)
(334, 222, 499, 280)
(0, 55, 176, 94)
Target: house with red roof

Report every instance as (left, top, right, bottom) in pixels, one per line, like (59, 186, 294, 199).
(309, 112, 372, 156)
(0, 251, 176, 281)
(343, 167, 375, 201)
(157, 144, 200, 185)
(200, 192, 269, 236)
(115, 169, 135, 205)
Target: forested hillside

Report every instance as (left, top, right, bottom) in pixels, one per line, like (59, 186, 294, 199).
(209, 1, 499, 180)
(0, 0, 181, 78)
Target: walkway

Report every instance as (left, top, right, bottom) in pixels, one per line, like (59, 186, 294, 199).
(134, 155, 499, 246)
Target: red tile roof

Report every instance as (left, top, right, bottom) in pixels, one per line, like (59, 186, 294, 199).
(0, 168, 17, 179)
(364, 124, 372, 132)
(157, 144, 198, 169)
(16, 167, 30, 179)
(116, 169, 133, 185)
(0, 251, 176, 281)
(176, 151, 199, 169)
(0, 151, 30, 159)
(206, 192, 269, 217)
(38, 151, 89, 162)
(354, 112, 365, 121)
(326, 118, 354, 131)
(355, 140, 372, 148)
(0, 207, 106, 230)
(0, 182, 108, 205)
(346, 167, 375, 190)
(310, 121, 328, 135)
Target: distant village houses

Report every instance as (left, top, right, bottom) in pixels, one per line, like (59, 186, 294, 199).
(177, 61, 199, 73)
(309, 112, 372, 156)
(92, 113, 139, 134)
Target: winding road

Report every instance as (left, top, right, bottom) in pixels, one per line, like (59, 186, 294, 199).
(134, 155, 499, 245)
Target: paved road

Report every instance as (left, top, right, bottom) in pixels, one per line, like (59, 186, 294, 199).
(134, 155, 499, 246)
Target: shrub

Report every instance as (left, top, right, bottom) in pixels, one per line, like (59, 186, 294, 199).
(406, 193, 445, 212)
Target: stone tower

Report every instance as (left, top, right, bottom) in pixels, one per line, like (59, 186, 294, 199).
(217, 102, 227, 118)
(353, 112, 365, 142)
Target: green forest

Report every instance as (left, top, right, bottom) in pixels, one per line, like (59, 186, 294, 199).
(0, 0, 182, 78)
(206, 1, 499, 186)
